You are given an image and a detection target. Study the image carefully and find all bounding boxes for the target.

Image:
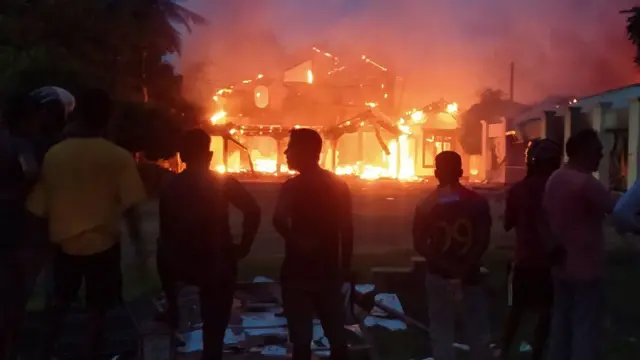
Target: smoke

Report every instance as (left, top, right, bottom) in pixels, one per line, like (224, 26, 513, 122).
(181, 0, 640, 108)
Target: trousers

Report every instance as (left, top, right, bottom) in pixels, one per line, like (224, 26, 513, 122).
(281, 282, 348, 360)
(548, 277, 604, 360)
(425, 273, 492, 360)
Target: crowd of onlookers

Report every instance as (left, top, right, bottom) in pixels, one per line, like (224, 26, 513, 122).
(0, 85, 638, 360)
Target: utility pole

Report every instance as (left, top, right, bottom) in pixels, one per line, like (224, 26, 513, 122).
(509, 62, 515, 101)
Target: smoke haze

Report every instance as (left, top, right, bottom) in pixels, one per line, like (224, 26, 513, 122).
(181, 0, 640, 108)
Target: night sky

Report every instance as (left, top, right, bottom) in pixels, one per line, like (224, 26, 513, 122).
(180, 0, 640, 107)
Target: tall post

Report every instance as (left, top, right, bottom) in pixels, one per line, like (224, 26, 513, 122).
(222, 137, 229, 172)
(330, 139, 338, 172)
(591, 102, 612, 184)
(357, 128, 364, 163)
(509, 62, 515, 102)
(275, 138, 283, 175)
(563, 106, 583, 161)
(481, 120, 488, 182)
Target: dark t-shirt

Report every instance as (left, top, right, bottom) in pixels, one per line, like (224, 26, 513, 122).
(504, 175, 552, 268)
(273, 168, 352, 285)
(413, 184, 491, 284)
(159, 170, 259, 277)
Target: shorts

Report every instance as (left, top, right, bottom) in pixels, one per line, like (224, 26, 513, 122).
(507, 264, 553, 309)
(53, 244, 122, 310)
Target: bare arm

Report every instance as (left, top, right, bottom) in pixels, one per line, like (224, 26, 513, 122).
(503, 186, 517, 232)
(225, 177, 261, 257)
(272, 181, 293, 242)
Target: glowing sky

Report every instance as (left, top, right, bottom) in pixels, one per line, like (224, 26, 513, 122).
(180, 0, 640, 107)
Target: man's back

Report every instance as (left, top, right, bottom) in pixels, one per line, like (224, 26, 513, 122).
(27, 138, 146, 255)
(505, 175, 551, 268)
(159, 170, 232, 262)
(543, 166, 611, 280)
(413, 184, 491, 283)
(277, 168, 350, 283)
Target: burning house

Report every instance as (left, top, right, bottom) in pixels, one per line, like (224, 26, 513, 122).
(204, 45, 462, 180)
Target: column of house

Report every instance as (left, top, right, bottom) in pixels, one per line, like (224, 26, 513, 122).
(563, 106, 583, 161)
(628, 98, 640, 188)
(590, 102, 613, 185)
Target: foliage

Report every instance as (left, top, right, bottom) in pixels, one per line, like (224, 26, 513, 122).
(624, 7, 640, 66)
(459, 88, 528, 154)
(0, 0, 206, 158)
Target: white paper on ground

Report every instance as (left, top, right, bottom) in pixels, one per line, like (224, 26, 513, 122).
(370, 293, 404, 316)
(519, 341, 532, 352)
(363, 316, 407, 330)
(452, 342, 470, 351)
(241, 312, 288, 327)
(177, 328, 247, 353)
(177, 330, 203, 353)
(225, 328, 246, 344)
(315, 349, 332, 357)
(355, 284, 375, 294)
(245, 327, 289, 337)
(310, 324, 330, 349)
(261, 345, 288, 356)
(344, 324, 362, 337)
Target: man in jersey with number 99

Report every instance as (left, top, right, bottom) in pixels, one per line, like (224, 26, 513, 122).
(413, 151, 492, 360)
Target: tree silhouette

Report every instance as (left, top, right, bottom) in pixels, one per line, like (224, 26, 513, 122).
(622, 8, 640, 66)
(459, 88, 528, 154)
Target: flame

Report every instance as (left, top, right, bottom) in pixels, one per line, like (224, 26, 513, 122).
(446, 102, 459, 114)
(210, 111, 227, 124)
(307, 70, 313, 84)
(410, 110, 425, 122)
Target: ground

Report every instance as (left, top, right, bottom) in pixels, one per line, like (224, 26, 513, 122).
(22, 179, 640, 359)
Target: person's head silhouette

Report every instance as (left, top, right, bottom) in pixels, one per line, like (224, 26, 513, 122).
(179, 128, 212, 170)
(434, 151, 463, 186)
(285, 128, 323, 173)
(566, 129, 602, 173)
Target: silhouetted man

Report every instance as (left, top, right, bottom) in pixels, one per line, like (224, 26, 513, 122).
(159, 128, 260, 360)
(0, 89, 75, 359)
(26, 89, 146, 360)
(500, 139, 562, 360)
(544, 129, 615, 360)
(413, 151, 492, 360)
(273, 128, 353, 360)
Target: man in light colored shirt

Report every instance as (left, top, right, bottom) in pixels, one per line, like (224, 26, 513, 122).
(26, 89, 147, 359)
(543, 129, 616, 360)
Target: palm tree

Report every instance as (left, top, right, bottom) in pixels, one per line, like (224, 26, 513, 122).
(622, 8, 640, 66)
(107, 0, 207, 101)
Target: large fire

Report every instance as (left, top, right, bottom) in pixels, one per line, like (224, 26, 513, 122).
(206, 101, 460, 182)
(206, 51, 463, 181)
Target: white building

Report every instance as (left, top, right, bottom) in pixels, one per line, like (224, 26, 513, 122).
(512, 84, 640, 190)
